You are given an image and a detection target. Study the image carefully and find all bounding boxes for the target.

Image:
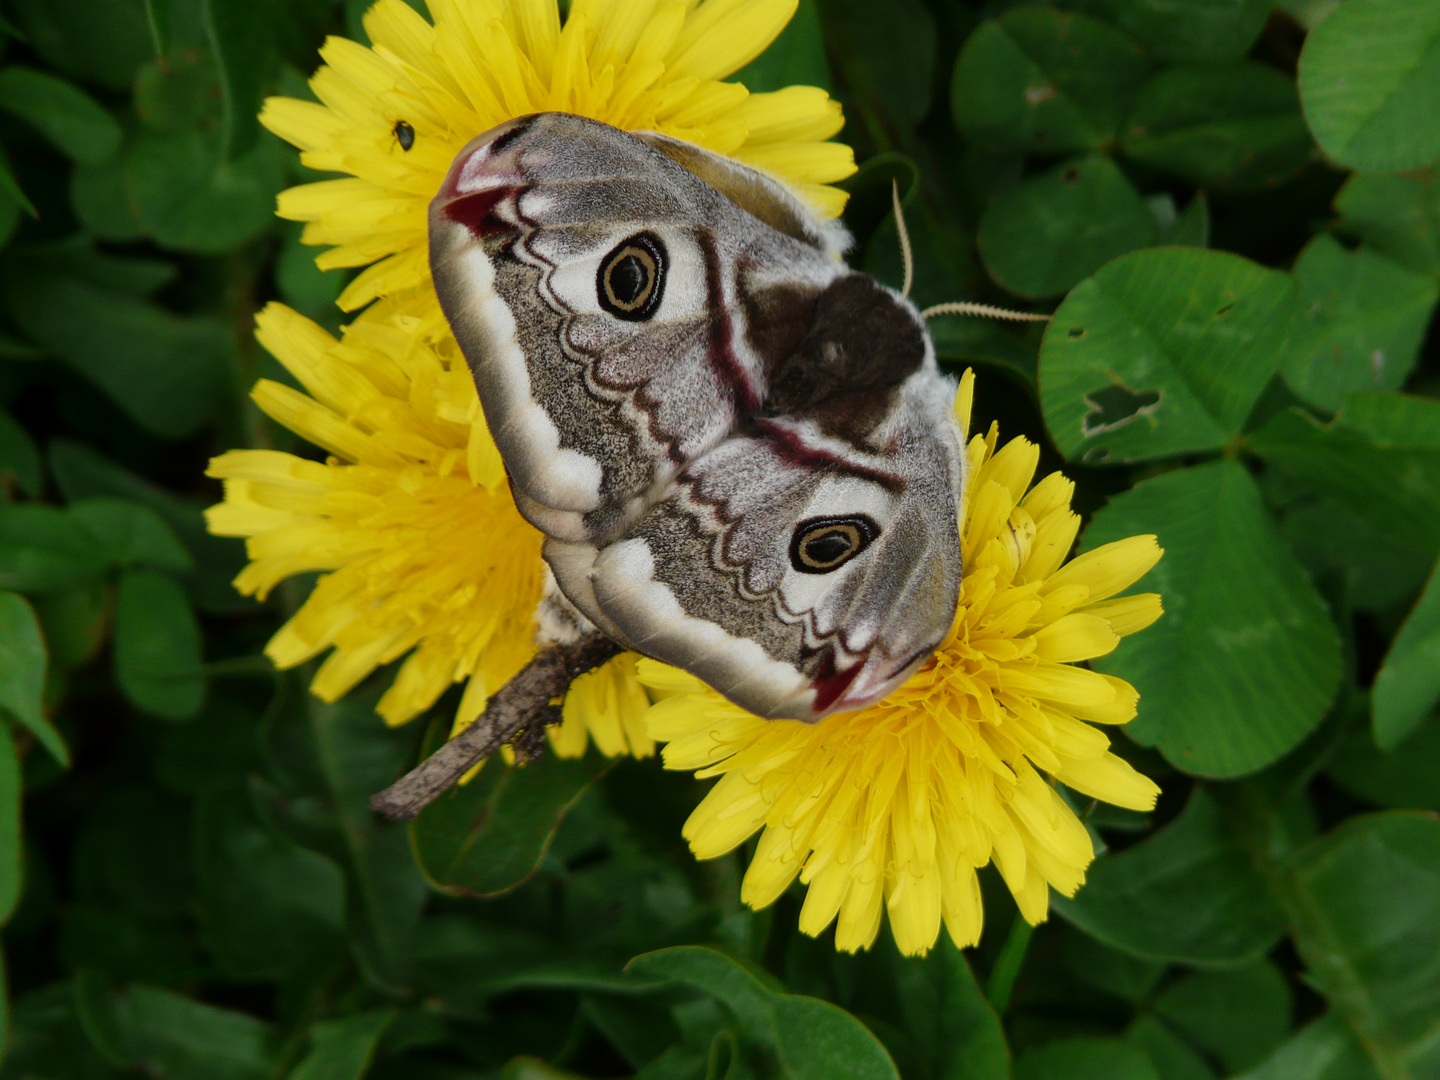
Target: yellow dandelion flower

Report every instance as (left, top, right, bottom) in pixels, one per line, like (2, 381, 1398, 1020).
(638, 371, 1164, 957)
(210, 0, 855, 764)
(205, 301, 652, 758)
(264, 0, 856, 319)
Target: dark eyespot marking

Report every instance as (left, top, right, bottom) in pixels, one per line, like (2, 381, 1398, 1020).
(393, 120, 415, 151)
(598, 232, 666, 321)
(790, 515, 879, 574)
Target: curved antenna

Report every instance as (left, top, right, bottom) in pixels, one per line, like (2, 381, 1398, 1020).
(889, 178, 1046, 323)
(892, 179, 914, 299)
(919, 301, 1052, 323)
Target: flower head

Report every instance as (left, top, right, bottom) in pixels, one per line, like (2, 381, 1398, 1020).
(206, 301, 652, 757)
(640, 372, 1164, 956)
(264, 0, 855, 321)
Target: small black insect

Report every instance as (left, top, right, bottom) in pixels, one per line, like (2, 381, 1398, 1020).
(393, 120, 415, 151)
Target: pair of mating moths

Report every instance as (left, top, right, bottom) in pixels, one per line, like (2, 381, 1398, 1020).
(430, 113, 966, 723)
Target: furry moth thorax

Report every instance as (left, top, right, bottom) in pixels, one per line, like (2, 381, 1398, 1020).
(430, 113, 965, 722)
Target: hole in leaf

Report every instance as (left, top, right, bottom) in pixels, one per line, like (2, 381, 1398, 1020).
(1060, 166, 1080, 184)
(1067, 326, 1086, 339)
(1082, 384, 1162, 437)
(1215, 302, 1235, 317)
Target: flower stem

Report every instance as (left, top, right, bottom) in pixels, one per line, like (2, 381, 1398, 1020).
(368, 634, 620, 820)
(985, 915, 1034, 1015)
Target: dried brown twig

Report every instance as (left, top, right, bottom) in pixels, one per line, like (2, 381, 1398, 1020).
(369, 634, 621, 820)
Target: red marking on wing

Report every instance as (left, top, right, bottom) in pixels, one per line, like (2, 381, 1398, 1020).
(753, 419, 904, 491)
(698, 232, 761, 413)
(444, 187, 518, 239)
(809, 650, 865, 713)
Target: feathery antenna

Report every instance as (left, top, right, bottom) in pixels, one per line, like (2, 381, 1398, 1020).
(892, 179, 914, 299)
(889, 180, 1047, 323)
(920, 301, 1052, 323)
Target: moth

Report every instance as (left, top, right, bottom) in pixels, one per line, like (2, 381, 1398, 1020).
(430, 113, 965, 722)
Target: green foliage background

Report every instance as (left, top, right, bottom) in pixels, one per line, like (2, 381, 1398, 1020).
(0, 0, 1438, 1077)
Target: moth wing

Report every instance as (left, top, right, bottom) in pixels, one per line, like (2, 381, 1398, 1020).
(429, 112, 844, 547)
(630, 131, 849, 260)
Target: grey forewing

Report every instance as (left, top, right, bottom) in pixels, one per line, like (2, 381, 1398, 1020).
(431, 113, 842, 546)
(505, 256, 646, 500)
